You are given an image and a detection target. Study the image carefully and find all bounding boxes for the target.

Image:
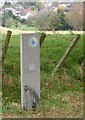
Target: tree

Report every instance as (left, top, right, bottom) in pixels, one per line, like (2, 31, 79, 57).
(35, 2, 45, 11)
(52, 2, 59, 7)
(19, 19, 27, 24)
(3, 2, 11, 8)
(35, 12, 50, 31)
(57, 5, 65, 14)
(7, 11, 14, 18)
(84, 2, 85, 30)
(22, 2, 45, 11)
(65, 2, 83, 30)
(0, 15, 2, 26)
(5, 18, 15, 28)
(0, 20, 2, 26)
(2, 11, 15, 27)
(35, 12, 60, 31)
(2, 12, 9, 27)
(58, 12, 73, 30)
(49, 12, 60, 31)
(27, 16, 35, 27)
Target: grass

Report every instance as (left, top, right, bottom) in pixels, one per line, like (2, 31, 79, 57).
(0, 33, 2, 118)
(11, 25, 38, 31)
(2, 34, 83, 118)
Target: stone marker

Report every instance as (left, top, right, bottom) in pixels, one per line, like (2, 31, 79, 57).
(20, 33, 41, 109)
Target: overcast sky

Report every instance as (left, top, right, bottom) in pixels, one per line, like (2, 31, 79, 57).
(0, 0, 84, 3)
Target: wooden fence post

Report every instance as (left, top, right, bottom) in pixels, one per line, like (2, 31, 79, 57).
(2, 30, 12, 64)
(40, 33, 46, 47)
(52, 34, 80, 77)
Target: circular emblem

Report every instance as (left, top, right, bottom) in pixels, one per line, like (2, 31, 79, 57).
(28, 37, 38, 47)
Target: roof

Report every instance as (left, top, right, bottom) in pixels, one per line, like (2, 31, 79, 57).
(59, 0, 73, 3)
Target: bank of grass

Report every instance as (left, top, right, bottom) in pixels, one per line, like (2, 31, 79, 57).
(2, 34, 83, 118)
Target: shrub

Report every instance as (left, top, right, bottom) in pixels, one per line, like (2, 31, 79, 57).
(5, 18, 15, 28)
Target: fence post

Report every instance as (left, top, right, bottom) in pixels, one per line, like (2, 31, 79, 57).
(20, 33, 42, 109)
(52, 34, 80, 77)
(40, 33, 46, 47)
(2, 30, 12, 64)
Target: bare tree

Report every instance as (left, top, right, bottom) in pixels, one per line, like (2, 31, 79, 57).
(35, 12, 60, 31)
(66, 2, 83, 30)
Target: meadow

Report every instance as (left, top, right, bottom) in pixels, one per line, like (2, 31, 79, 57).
(12, 25, 38, 31)
(2, 33, 83, 118)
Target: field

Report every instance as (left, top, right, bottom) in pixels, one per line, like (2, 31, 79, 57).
(0, 26, 83, 35)
(12, 25, 38, 31)
(2, 33, 83, 118)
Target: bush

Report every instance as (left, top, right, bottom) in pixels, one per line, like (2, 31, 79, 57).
(27, 16, 35, 27)
(5, 18, 15, 28)
(35, 12, 60, 31)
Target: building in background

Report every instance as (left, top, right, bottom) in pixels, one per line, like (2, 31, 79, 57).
(0, 0, 5, 7)
(59, 0, 73, 3)
(59, 0, 73, 12)
(0, 0, 17, 7)
(44, 0, 52, 7)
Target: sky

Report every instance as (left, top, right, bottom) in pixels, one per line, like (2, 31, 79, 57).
(0, 0, 17, 3)
(0, 0, 84, 3)
(44, 0, 84, 2)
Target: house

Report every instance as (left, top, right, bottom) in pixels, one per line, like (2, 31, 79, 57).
(0, 8, 3, 15)
(15, 4, 23, 11)
(19, 11, 33, 19)
(20, 12, 33, 19)
(44, 0, 52, 7)
(5, 0, 17, 4)
(40, 4, 58, 13)
(0, 0, 17, 7)
(53, 7, 58, 12)
(4, 6, 34, 20)
(4, 7, 20, 16)
(19, 9, 34, 20)
(59, 0, 73, 3)
(0, 0, 4, 8)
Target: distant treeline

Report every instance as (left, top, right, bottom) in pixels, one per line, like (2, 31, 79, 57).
(1, 2, 84, 31)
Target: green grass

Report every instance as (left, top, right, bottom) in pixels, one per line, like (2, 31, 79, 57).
(2, 34, 83, 118)
(11, 25, 38, 31)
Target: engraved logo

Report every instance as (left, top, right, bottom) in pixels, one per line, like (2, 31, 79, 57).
(28, 37, 38, 47)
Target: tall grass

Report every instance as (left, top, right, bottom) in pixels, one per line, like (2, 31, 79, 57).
(2, 34, 83, 118)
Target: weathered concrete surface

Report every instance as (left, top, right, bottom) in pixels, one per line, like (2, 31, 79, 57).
(20, 33, 41, 109)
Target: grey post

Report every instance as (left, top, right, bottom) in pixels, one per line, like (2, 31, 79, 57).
(20, 33, 41, 109)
